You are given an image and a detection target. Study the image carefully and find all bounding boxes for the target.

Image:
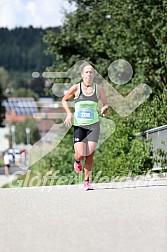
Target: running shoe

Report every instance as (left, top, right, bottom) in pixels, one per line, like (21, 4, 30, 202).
(84, 181, 93, 191)
(74, 161, 82, 173)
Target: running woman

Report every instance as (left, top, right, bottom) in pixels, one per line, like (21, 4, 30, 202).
(62, 62, 109, 190)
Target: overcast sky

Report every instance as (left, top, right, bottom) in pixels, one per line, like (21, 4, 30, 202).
(0, 0, 76, 29)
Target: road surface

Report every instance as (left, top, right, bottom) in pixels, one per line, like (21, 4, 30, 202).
(0, 178, 167, 252)
(0, 166, 27, 187)
(0, 166, 26, 175)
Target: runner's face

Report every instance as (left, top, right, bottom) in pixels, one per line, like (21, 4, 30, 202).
(81, 65, 95, 84)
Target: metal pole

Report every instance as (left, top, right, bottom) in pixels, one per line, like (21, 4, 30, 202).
(11, 125, 16, 148)
(25, 127, 31, 145)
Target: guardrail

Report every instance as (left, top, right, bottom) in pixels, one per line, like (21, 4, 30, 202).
(135, 125, 167, 170)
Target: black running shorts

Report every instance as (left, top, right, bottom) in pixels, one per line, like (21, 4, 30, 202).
(73, 122, 100, 144)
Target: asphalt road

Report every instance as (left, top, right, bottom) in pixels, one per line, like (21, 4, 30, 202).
(0, 179, 167, 252)
(0, 166, 26, 175)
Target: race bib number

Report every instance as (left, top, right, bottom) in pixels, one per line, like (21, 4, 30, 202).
(77, 109, 94, 119)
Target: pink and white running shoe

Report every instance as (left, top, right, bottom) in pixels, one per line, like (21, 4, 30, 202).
(84, 181, 93, 191)
(74, 161, 82, 173)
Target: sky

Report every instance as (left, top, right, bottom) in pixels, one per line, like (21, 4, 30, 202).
(0, 0, 76, 29)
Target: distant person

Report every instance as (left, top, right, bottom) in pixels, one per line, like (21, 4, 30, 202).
(62, 62, 109, 190)
(4, 152, 10, 176)
(12, 152, 15, 165)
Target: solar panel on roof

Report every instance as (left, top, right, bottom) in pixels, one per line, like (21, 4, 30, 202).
(3, 98, 38, 116)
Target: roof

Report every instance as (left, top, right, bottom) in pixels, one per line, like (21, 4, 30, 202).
(3, 97, 38, 116)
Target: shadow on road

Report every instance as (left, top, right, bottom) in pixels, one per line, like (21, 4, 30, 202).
(95, 183, 167, 190)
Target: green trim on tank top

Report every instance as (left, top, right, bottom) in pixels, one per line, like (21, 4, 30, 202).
(81, 82, 96, 97)
(74, 82, 98, 98)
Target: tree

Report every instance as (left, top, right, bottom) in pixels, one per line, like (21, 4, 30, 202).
(0, 67, 10, 126)
(10, 87, 39, 100)
(31, 0, 167, 180)
(28, 77, 46, 97)
(44, 0, 167, 90)
(0, 27, 56, 72)
(0, 67, 12, 92)
(14, 119, 40, 145)
(0, 84, 6, 127)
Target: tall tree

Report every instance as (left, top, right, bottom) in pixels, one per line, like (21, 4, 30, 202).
(10, 88, 39, 100)
(14, 119, 40, 145)
(44, 0, 167, 90)
(0, 27, 58, 72)
(0, 84, 6, 127)
(0, 67, 12, 126)
(41, 0, 167, 178)
(0, 67, 12, 91)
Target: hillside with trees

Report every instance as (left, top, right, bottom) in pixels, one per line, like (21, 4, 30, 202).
(0, 26, 60, 126)
(0, 26, 59, 72)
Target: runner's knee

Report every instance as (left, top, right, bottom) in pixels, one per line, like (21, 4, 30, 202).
(75, 153, 84, 161)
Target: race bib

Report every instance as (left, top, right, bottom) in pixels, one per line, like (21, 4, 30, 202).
(77, 109, 94, 120)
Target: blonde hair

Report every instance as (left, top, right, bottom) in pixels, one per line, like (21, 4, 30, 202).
(80, 61, 95, 73)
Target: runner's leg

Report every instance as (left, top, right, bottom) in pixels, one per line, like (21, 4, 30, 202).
(84, 141, 97, 180)
(5, 165, 9, 176)
(74, 142, 86, 161)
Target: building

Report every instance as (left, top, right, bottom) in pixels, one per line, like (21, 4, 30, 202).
(2, 97, 66, 149)
(3, 97, 38, 123)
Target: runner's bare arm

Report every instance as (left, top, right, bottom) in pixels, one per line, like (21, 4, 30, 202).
(62, 84, 78, 113)
(98, 85, 109, 114)
(62, 84, 78, 126)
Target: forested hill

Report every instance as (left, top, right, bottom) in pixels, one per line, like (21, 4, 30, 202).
(0, 26, 59, 72)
